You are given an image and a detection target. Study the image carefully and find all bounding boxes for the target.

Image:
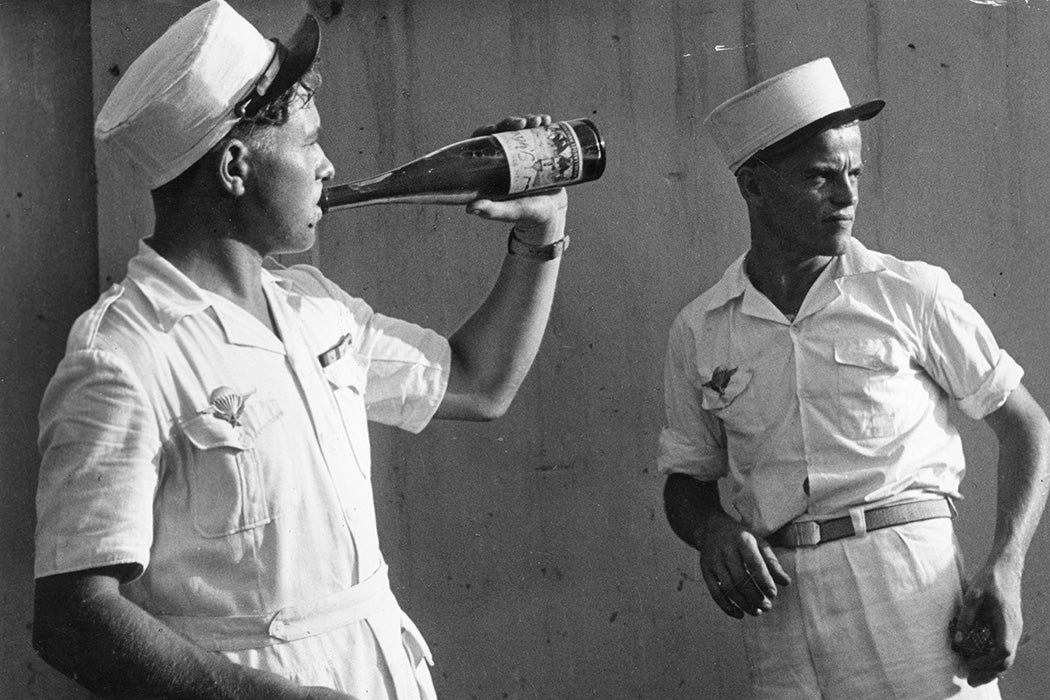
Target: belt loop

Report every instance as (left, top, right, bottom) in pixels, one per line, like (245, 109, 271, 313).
(946, 497, 958, 519)
(268, 611, 289, 641)
(848, 505, 867, 538)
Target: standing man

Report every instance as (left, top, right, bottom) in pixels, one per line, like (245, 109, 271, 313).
(659, 57, 1050, 698)
(33, 2, 571, 698)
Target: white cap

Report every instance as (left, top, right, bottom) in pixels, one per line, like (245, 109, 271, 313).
(704, 57, 884, 172)
(95, 0, 319, 189)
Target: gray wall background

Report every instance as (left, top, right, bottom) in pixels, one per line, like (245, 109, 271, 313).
(4, 0, 1050, 697)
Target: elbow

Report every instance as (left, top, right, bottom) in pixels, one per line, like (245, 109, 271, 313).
(473, 394, 513, 422)
(454, 371, 521, 421)
(31, 609, 66, 673)
(437, 385, 517, 422)
(446, 350, 530, 421)
(31, 622, 47, 660)
(31, 573, 104, 677)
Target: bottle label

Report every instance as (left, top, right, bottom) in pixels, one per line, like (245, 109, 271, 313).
(493, 122, 583, 194)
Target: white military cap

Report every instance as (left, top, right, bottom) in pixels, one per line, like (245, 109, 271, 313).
(704, 57, 884, 173)
(95, 0, 320, 189)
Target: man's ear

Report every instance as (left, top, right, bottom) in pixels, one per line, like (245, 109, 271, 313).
(216, 138, 250, 197)
(735, 165, 766, 205)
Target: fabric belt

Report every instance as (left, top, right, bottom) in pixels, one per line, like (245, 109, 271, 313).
(766, 498, 954, 548)
(156, 564, 397, 652)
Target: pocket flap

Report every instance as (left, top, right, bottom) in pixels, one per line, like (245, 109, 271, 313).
(834, 338, 902, 372)
(177, 398, 283, 451)
(178, 413, 245, 451)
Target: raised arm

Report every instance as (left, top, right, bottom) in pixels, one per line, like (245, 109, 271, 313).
(953, 382, 1050, 686)
(33, 568, 349, 700)
(435, 114, 568, 421)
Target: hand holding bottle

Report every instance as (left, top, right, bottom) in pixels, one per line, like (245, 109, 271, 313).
(468, 113, 554, 138)
(466, 113, 568, 245)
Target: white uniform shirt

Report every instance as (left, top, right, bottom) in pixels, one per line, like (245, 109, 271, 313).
(35, 242, 449, 691)
(657, 239, 1023, 536)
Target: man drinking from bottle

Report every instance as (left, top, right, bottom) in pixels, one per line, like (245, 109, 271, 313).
(32, 1, 570, 697)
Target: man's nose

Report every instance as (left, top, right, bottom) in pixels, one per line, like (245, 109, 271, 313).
(830, 173, 858, 206)
(319, 150, 335, 182)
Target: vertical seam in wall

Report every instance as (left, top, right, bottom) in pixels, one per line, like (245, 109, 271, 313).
(88, 0, 103, 294)
(864, 0, 884, 250)
(742, 0, 758, 85)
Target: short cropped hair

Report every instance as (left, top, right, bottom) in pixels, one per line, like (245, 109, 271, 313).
(227, 62, 323, 145)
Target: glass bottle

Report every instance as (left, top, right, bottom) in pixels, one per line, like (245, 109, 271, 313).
(319, 118, 605, 212)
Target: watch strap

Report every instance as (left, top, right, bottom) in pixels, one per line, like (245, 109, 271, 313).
(507, 229, 569, 260)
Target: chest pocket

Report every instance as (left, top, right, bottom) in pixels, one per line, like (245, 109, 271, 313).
(177, 398, 283, 538)
(699, 367, 761, 437)
(321, 351, 372, 478)
(832, 338, 907, 439)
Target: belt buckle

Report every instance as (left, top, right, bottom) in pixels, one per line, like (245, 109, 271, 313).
(786, 520, 821, 547)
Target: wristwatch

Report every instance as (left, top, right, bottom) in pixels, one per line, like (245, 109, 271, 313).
(507, 229, 570, 260)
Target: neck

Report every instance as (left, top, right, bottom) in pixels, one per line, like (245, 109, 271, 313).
(745, 244, 834, 316)
(149, 211, 274, 333)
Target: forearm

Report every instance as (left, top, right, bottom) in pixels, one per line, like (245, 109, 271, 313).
(663, 473, 729, 551)
(439, 220, 564, 420)
(443, 249, 560, 420)
(985, 385, 1050, 571)
(34, 573, 304, 699)
(953, 385, 1050, 683)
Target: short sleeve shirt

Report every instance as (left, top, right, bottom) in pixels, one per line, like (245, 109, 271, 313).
(35, 241, 450, 619)
(657, 239, 1023, 536)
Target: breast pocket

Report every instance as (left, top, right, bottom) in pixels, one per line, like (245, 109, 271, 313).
(832, 338, 907, 439)
(177, 399, 283, 538)
(699, 367, 761, 437)
(322, 352, 372, 477)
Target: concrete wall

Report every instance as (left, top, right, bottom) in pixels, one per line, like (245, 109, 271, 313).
(4, 0, 1050, 697)
(0, 1, 99, 698)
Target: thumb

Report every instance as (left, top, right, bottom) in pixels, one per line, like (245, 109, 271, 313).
(466, 199, 500, 220)
(758, 540, 792, 587)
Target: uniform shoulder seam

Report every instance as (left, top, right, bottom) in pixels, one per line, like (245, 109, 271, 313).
(79, 284, 130, 349)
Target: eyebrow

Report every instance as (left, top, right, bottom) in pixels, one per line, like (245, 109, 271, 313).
(804, 159, 863, 174)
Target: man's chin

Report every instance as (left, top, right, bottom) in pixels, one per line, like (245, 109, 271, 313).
(278, 229, 318, 256)
(822, 229, 853, 255)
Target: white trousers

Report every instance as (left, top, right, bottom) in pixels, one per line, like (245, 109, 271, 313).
(742, 518, 1000, 699)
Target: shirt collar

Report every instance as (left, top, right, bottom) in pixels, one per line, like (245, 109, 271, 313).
(702, 237, 887, 312)
(126, 240, 293, 332)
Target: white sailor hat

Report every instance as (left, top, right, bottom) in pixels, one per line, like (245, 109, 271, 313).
(94, 0, 320, 189)
(704, 57, 884, 173)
